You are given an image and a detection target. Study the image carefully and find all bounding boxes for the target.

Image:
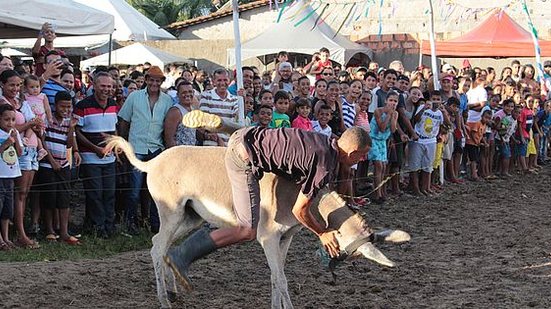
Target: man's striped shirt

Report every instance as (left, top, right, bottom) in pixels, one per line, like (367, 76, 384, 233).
(199, 89, 238, 146)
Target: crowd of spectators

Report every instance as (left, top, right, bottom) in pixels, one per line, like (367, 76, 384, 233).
(0, 23, 550, 250)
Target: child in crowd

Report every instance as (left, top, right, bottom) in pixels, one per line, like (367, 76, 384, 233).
(37, 91, 81, 245)
(481, 94, 500, 179)
(494, 99, 516, 177)
(292, 98, 313, 131)
(409, 90, 450, 195)
(339, 81, 349, 97)
(0, 104, 23, 250)
(465, 110, 492, 181)
(432, 125, 449, 191)
(524, 95, 541, 171)
(23, 75, 51, 160)
(312, 104, 333, 137)
(536, 100, 551, 162)
(368, 91, 398, 203)
(443, 97, 463, 183)
(258, 89, 274, 108)
(518, 96, 535, 173)
(252, 104, 273, 128)
(270, 90, 291, 128)
(244, 92, 254, 126)
(355, 90, 371, 131)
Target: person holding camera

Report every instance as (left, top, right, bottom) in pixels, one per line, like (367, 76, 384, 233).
(40, 50, 67, 112)
(32, 22, 61, 77)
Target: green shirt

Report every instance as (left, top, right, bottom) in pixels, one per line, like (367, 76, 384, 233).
(270, 111, 291, 128)
(118, 88, 173, 154)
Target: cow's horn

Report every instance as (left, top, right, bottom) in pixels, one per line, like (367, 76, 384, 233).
(358, 243, 395, 267)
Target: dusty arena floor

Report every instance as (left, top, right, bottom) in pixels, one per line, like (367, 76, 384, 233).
(2, 168, 551, 309)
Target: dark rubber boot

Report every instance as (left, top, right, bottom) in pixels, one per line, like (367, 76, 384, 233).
(164, 228, 216, 291)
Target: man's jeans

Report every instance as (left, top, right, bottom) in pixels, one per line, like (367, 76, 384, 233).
(125, 149, 162, 231)
(80, 163, 116, 233)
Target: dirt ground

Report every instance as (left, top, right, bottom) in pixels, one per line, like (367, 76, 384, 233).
(1, 168, 551, 309)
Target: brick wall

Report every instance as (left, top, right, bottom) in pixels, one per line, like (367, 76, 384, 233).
(357, 34, 420, 55)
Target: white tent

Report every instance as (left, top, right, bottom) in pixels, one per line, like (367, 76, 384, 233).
(227, 1, 372, 66)
(80, 43, 190, 70)
(0, 0, 114, 39)
(2, 0, 174, 50)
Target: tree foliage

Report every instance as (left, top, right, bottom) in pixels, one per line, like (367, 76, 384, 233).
(126, 0, 217, 26)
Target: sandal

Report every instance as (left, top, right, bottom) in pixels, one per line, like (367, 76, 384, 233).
(61, 236, 81, 246)
(45, 233, 58, 242)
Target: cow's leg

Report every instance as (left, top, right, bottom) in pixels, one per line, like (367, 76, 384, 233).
(151, 201, 184, 309)
(259, 230, 294, 309)
(277, 226, 302, 309)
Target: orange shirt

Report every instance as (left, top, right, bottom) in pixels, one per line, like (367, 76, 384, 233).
(466, 121, 486, 146)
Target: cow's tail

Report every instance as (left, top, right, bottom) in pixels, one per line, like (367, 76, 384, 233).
(104, 136, 150, 173)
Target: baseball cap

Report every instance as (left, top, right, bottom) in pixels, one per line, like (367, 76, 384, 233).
(354, 66, 368, 74)
(442, 63, 454, 72)
(544, 60, 551, 67)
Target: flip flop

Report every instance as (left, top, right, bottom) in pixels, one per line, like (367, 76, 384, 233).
(45, 234, 58, 242)
(61, 236, 81, 245)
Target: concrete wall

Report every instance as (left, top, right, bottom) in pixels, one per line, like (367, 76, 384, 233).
(178, 6, 278, 41)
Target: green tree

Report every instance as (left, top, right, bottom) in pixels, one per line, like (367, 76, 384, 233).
(126, 0, 216, 26)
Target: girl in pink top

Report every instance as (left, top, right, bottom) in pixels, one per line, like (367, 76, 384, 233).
(291, 98, 313, 131)
(355, 90, 371, 133)
(23, 75, 50, 160)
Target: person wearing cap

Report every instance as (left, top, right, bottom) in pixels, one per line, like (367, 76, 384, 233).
(273, 62, 294, 93)
(354, 66, 368, 81)
(118, 66, 174, 234)
(368, 61, 379, 72)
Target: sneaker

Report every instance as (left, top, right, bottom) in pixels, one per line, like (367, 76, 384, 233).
(182, 110, 222, 129)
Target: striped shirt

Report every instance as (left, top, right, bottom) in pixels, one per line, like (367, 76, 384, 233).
(199, 89, 238, 146)
(341, 96, 356, 129)
(74, 95, 118, 164)
(41, 117, 71, 169)
(41, 79, 67, 112)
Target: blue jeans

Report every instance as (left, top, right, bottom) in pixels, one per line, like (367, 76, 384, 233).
(125, 149, 162, 230)
(80, 163, 116, 233)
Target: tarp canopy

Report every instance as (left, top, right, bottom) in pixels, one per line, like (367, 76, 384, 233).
(0, 0, 114, 39)
(80, 43, 191, 70)
(421, 9, 551, 58)
(227, 1, 372, 66)
(2, 0, 174, 50)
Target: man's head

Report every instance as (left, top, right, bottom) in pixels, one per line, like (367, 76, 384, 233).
(337, 126, 372, 166)
(108, 66, 120, 81)
(44, 50, 62, 77)
(544, 60, 551, 74)
(388, 60, 404, 74)
(278, 62, 293, 80)
(397, 75, 410, 92)
(511, 60, 521, 76)
(242, 67, 255, 89)
(93, 72, 113, 103)
(440, 74, 453, 92)
(213, 68, 230, 94)
(145, 66, 165, 93)
(382, 69, 398, 90)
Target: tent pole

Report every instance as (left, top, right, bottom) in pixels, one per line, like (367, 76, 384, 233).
(232, 0, 245, 125)
(428, 0, 439, 90)
(108, 33, 113, 66)
(428, 0, 444, 185)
